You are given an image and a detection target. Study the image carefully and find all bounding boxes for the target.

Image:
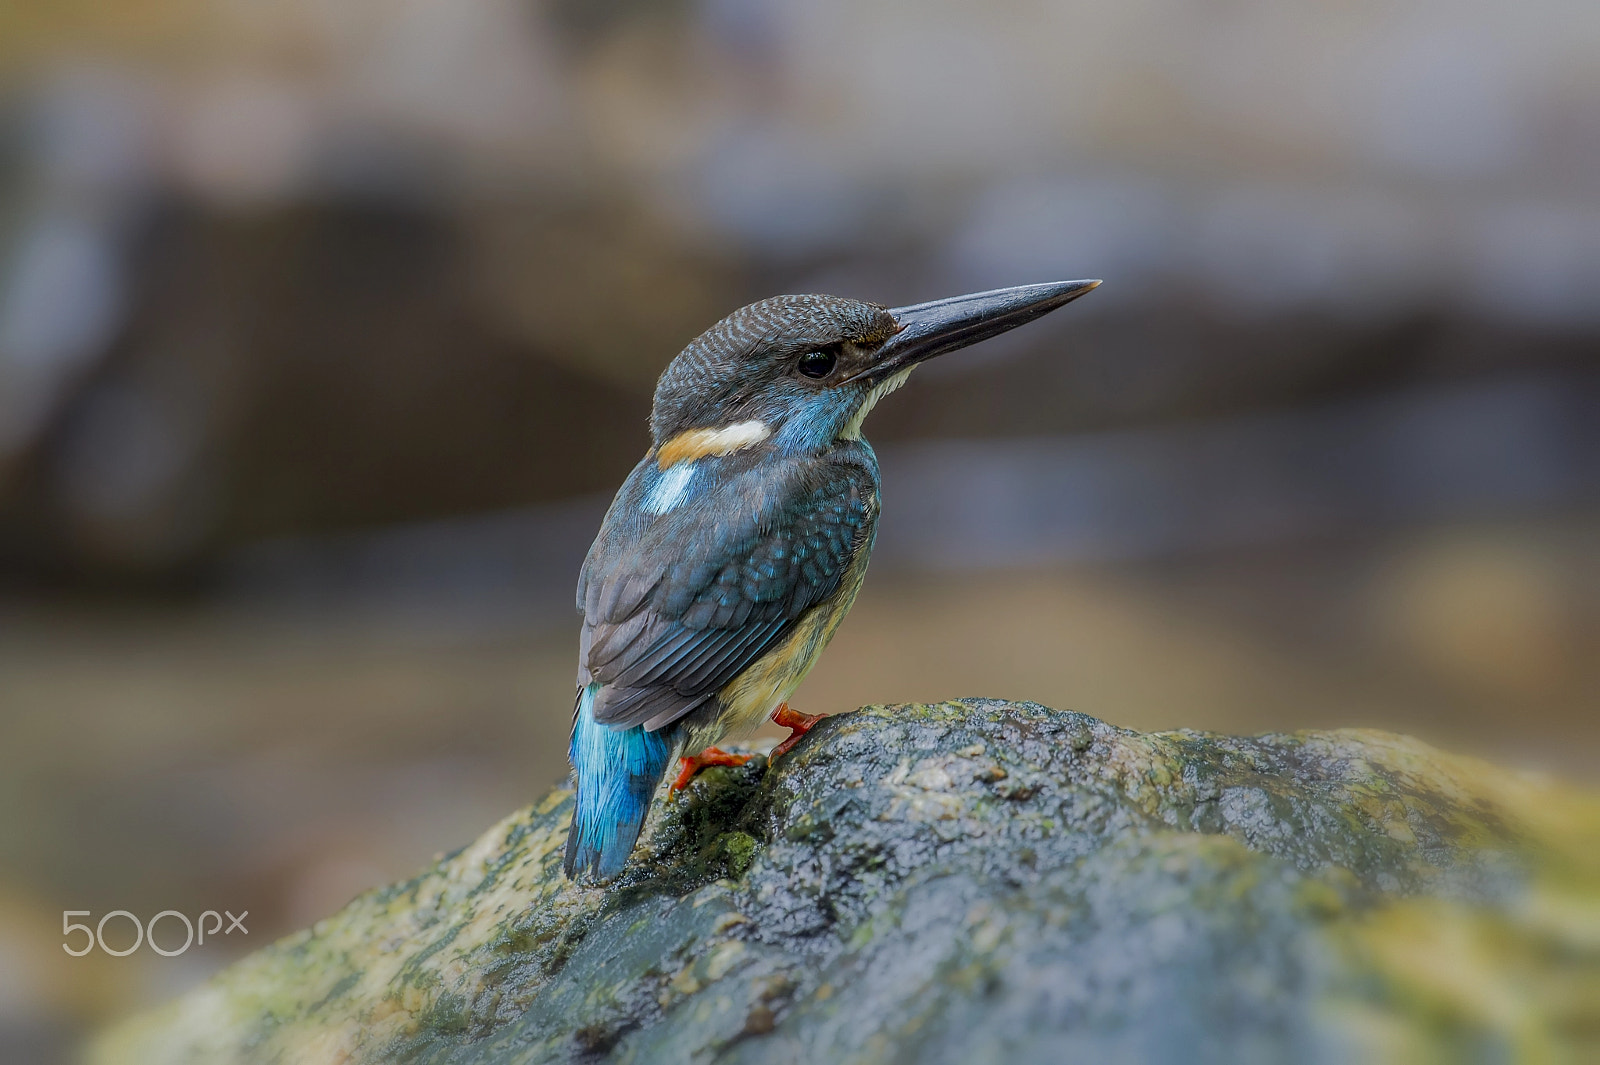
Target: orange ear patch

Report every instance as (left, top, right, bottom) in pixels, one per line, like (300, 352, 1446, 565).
(657, 420, 770, 469)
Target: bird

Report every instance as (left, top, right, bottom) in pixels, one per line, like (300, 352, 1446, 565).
(563, 279, 1101, 881)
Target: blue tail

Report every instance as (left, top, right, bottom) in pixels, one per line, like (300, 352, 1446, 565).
(563, 683, 675, 881)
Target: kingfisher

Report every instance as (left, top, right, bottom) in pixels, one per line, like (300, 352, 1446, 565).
(564, 279, 1100, 880)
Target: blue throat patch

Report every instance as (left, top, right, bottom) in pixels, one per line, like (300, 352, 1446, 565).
(564, 683, 675, 880)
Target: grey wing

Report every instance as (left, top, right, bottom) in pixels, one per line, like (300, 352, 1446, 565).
(578, 460, 876, 732)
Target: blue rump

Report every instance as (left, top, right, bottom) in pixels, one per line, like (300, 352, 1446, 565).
(563, 683, 675, 880)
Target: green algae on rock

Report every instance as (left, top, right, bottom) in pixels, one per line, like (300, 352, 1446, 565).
(92, 700, 1600, 1064)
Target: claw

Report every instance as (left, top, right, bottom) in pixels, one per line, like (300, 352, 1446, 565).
(670, 747, 752, 792)
(769, 703, 825, 761)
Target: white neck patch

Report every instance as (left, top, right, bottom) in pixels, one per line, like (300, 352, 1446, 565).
(657, 419, 770, 469)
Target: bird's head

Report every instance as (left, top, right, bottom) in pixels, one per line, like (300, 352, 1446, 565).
(649, 280, 1100, 466)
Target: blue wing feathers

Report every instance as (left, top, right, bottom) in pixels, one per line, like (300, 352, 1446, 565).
(565, 448, 880, 878)
(578, 460, 876, 733)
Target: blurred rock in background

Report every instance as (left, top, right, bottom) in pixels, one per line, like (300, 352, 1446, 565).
(0, 1, 1596, 1059)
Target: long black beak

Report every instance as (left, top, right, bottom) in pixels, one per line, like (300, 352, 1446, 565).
(853, 279, 1101, 384)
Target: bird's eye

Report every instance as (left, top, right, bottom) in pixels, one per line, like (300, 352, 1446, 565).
(796, 349, 837, 379)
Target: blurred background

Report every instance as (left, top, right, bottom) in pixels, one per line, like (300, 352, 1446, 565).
(0, 0, 1596, 1057)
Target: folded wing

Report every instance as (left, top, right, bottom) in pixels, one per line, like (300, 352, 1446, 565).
(578, 456, 876, 732)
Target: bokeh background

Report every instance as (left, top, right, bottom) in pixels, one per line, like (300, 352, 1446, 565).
(1, 0, 1597, 1057)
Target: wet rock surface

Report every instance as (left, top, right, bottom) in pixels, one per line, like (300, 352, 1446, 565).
(94, 699, 1599, 1064)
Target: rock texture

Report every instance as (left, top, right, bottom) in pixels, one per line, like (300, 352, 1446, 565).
(94, 700, 1599, 1064)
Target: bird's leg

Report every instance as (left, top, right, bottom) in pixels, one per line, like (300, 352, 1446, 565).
(670, 747, 752, 792)
(769, 703, 825, 761)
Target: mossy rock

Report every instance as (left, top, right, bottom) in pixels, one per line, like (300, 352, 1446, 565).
(93, 700, 1600, 1064)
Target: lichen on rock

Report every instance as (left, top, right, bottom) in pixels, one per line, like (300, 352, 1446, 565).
(92, 700, 1600, 1064)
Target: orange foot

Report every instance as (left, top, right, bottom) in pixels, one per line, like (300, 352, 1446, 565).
(769, 703, 826, 761)
(671, 747, 752, 792)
